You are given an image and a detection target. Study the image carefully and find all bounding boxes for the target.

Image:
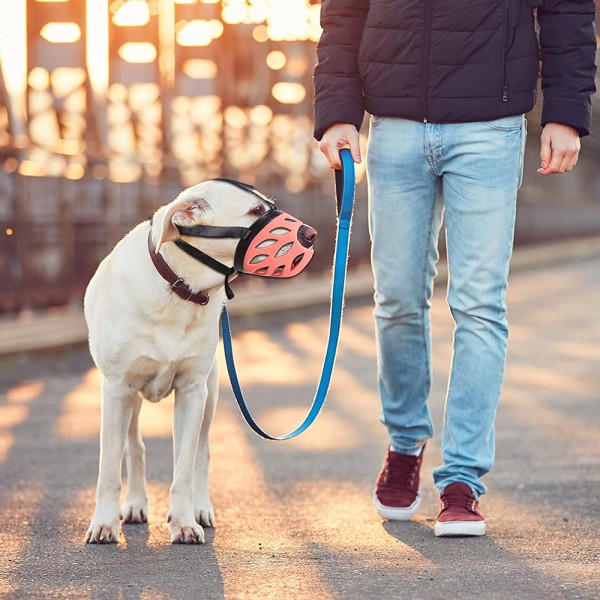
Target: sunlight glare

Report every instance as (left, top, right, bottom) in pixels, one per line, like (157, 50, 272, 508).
(28, 68, 50, 91)
(87, 0, 109, 98)
(176, 20, 214, 46)
(182, 59, 217, 79)
(249, 104, 272, 126)
(266, 50, 286, 70)
(252, 25, 268, 42)
(118, 42, 157, 63)
(0, 0, 26, 100)
(272, 82, 306, 104)
(40, 22, 82, 44)
(222, 4, 245, 25)
(112, 0, 151, 27)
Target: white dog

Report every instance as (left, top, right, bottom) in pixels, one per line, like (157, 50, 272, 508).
(84, 180, 279, 544)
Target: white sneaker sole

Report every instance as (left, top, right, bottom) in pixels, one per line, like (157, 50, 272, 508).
(373, 492, 421, 521)
(434, 519, 486, 537)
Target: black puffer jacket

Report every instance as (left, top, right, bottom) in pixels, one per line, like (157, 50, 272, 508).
(313, 0, 597, 139)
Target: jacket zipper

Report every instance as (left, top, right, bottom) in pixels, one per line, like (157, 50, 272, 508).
(501, 3, 511, 102)
(421, 0, 432, 121)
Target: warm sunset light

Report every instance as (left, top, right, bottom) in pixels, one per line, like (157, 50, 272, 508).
(112, 0, 151, 27)
(221, 4, 246, 25)
(252, 25, 268, 42)
(40, 22, 82, 44)
(65, 164, 85, 180)
(118, 41, 157, 63)
(0, 0, 322, 187)
(176, 19, 222, 46)
(182, 58, 218, 79)
(250, 104, 272, 126)
(18, 160, 47, 177)
(271, 82, 306, 104)
(28, 67, 50, 91)
(266, 50, 286, 70)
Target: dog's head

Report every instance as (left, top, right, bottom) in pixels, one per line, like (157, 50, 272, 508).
(151, 180, 317, 279)
(152, 181, 258, 251)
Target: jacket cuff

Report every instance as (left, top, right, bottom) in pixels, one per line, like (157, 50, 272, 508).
(313, 100, 365, 141)
(541, 94, 592, 137)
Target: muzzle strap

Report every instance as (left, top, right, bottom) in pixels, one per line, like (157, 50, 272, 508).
(174, 239, 237, 299)
(177, 224, 250, 240)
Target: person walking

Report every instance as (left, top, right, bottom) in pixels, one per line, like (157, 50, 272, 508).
(314, 0, 597, 536)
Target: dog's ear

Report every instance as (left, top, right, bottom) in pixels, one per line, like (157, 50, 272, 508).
(151, 196, 214, 252)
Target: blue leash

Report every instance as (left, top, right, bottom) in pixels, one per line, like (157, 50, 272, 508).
(220, 148, 356, 440)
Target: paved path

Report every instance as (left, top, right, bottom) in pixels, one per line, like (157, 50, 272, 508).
(0, 258, 599, 599)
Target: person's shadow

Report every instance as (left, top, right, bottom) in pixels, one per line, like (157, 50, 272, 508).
(380, 518, 574, 599)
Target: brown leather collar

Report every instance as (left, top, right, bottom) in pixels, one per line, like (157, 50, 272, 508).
(147, 231, 209, 305)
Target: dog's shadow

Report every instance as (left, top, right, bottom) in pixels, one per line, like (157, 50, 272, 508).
(119, 522, 217, 549)
(83, 526, 222, 599)
(121, 522, 151, 548)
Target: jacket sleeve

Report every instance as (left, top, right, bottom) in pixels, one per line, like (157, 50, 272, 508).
(313, 0, 369, 141)
(536, 0, 597, 137)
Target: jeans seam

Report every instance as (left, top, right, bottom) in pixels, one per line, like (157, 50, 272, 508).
(419, 184, 438, 424)
(423, 125, 440, 176)
(517, 118, 527, 190)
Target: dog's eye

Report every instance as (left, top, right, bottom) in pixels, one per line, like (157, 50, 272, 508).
(249, 205, 265, 216)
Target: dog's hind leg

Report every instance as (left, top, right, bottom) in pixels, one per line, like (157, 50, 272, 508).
(86, 381, 135, 544)
(194, 360, 218, 528)
(123, 393, 149, 523)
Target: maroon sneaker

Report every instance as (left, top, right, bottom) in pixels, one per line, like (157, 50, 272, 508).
(373, 446, 424, 520)
(434, 482, 486, 537)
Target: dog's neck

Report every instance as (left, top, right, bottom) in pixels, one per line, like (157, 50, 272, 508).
(148, 233, 230, 304)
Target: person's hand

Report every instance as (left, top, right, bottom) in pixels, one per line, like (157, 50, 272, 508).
(318, 123, 361, 169)
(537, 123, 581, 175)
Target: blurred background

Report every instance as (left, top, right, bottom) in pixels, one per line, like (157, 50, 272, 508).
(0, 0, 599, 313)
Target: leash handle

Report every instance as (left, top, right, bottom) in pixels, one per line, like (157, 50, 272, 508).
(220, 148, 356, 440)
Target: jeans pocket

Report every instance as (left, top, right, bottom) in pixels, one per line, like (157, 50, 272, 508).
(479, 114, 524, 131)
(370, 115, 386, 128)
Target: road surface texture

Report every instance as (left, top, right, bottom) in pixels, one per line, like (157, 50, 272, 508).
(0, 257, 599, 599)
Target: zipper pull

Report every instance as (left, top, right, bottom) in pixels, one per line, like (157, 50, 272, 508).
(502, 86, 508, 102)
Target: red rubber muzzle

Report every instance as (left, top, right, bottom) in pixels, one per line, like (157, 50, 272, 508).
(234, 209, 317, 278)
(170, 178, 317, 299)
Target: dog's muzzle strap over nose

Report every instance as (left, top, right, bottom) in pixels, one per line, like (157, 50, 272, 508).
(174, 239, 237, 300)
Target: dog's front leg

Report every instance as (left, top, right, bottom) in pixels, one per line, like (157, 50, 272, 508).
(194, 360, 218, 527)
(169, 382, 206, 544)
(123, 394, 148, 523)
(86, 381, 135, 543)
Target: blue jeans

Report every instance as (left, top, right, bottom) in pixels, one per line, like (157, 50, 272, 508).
(366, 114, 527, 498)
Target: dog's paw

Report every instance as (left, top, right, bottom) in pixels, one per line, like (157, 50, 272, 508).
(85, 519, 120, 544)
(122, 497, 148, 523)
(194, 502, 215, 528)
(168, 519, 205, 544)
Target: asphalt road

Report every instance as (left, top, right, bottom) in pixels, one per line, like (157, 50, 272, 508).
(1, 257, 599, 600)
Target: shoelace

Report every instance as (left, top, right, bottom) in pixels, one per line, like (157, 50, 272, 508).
(440, 489, 478, 512)
(382, 452, 419, 489)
